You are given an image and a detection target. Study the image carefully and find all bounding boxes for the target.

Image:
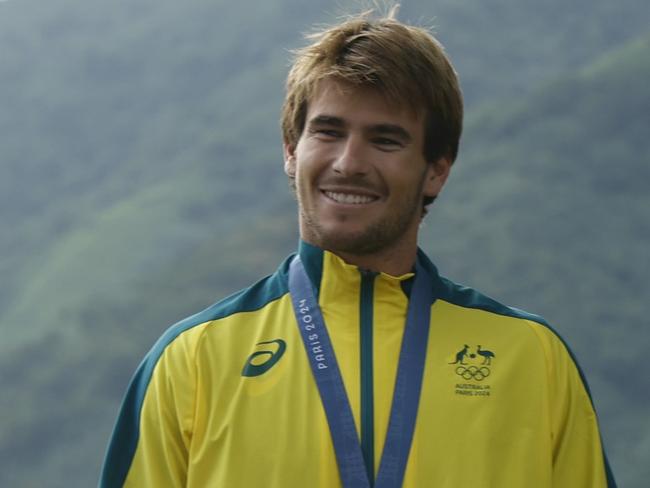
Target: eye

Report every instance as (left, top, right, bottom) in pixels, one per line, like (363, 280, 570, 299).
(373, 137, 403, 150)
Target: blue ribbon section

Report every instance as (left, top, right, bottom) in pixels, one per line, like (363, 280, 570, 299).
(289, 256, 370, 488)
(375, 260, 432, 488)
(289, 255, 433, 488)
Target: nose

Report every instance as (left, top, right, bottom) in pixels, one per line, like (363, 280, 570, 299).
(332, 135, 370, 176)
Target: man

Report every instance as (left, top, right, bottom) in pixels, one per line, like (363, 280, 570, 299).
(100, 9, 616, 488)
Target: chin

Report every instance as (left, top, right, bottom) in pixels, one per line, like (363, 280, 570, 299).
(301, 208, 414, 257)
(314, 228, 393, 256)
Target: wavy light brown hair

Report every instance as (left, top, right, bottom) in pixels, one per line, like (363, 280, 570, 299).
(281, 8, 464, 203)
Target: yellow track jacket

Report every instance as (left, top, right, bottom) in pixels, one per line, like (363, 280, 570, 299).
(100, 242, 615, 487)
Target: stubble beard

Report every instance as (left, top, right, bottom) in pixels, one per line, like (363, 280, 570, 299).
(298, 176, 426, 257)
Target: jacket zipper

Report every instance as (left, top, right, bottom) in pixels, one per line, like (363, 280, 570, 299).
(360, 270, 377, 486)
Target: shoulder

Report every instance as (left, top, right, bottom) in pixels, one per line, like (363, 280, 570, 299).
(122, 255, 292, 409)
(433, 273, 595, 399)
(419, 249, 549, 329)
(434, 273, 568, 349)
(150, 254, 292, 359)
(436, 275, 549, 326)
(418, 250, 576, 356)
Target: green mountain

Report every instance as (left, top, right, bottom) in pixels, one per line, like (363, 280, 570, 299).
(1, 0, 647, 324)
(0, 0, 648, 486)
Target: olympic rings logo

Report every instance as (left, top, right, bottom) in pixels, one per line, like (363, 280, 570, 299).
(455, 366, 490, 381)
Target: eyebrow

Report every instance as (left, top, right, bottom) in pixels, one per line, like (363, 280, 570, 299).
(308, 115, 346, 127)
(307, 115, 413, 143)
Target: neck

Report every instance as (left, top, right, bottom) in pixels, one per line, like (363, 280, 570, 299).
(306, 240, 418, 276)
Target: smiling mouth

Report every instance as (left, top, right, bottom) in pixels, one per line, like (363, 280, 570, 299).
(323, 191, 379, 205)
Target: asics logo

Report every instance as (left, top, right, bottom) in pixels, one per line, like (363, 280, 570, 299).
(241, 339, 287, 377)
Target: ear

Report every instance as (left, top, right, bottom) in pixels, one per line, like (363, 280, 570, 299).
(423, 156, 451, 199)
(283, 142, 296, 178)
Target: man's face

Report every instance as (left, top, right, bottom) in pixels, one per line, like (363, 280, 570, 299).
(284, 78, 449, 259)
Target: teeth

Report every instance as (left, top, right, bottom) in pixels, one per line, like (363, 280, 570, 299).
(325, 191, 376, 204)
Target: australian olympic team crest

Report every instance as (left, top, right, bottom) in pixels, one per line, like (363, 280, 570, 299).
(449, 344, 496, 397)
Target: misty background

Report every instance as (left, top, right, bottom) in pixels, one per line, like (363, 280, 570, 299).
(0, 0, 648, 486)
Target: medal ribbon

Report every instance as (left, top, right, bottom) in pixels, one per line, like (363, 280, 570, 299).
(289, 255, 433, 488)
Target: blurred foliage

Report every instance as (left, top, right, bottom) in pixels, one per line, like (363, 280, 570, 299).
(0, 0, 648, 486)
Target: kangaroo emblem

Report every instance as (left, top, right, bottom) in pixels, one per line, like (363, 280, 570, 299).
(476, 345, 495, 365)
(449, 344, 470, 364)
